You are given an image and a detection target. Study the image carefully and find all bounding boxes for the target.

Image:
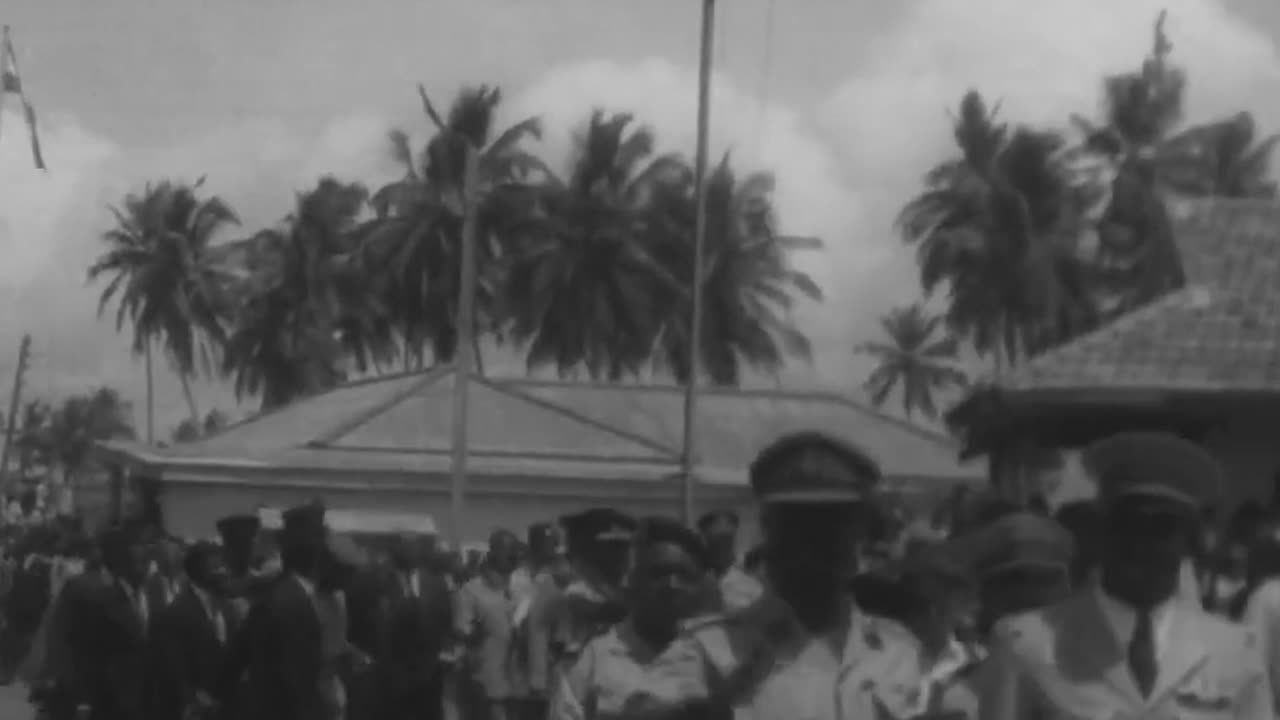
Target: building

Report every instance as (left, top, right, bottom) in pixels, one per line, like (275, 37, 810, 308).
(948, 197, 1280, 507)
(97, 368, 981, 540)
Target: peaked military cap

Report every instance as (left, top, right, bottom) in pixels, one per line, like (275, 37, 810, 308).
(560, 508, 637, 553)
(281, 500, 327, 539)
(216, 514, 261, 542)
(1083, 431, 1221, 509)
(749, 431, 881, 503)
(970, 511, 1073, 577)
(696, 510, 739, 535)
(897, 537, 970, 582)
(639, 516, 709, 567)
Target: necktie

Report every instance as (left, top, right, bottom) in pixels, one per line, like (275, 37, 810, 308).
(1128, 609, 1157, 697)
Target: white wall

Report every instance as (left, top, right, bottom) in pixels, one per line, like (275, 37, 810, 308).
(155, 469, 758, 544)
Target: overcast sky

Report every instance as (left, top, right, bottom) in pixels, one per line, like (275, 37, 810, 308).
(0, 0, 1278, 431)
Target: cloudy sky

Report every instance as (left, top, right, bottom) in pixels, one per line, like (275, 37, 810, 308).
(0, 0, 1279, 433)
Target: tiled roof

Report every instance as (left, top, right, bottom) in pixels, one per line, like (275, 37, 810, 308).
(997, 197, 1280, 393)
(117, 369, 979, 482)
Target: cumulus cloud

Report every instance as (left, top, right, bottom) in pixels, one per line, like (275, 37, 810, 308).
(2, 0, 1279, 430)
(817, 0, 1280, 374)
(0, 108, 405, 433)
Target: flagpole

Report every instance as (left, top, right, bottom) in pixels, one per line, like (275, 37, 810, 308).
(449, 143, 480, 548)
(680, 0, 715, 526)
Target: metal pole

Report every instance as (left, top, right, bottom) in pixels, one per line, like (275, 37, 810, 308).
(0, 335, 30, 492)
(449, 144, 480, 548)
(680, 0, 715, 526)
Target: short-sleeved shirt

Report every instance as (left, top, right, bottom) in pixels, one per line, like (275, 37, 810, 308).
(619, 590, 925, 720)
(455, 570, 525, 699)
(549, 621, 666, 720)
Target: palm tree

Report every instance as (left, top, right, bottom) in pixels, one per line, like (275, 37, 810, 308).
(88, 179, 239, 437)
(46, 387, 135, 492)
(856, 304, 969, 420)
(14, 399, 51, 482)
(171, 407, 230, 443)
(365, 84, 546, 373)
(650, 155, 824, 385)
(502, 110, 688, 379)
(220, 178, 370, 410)
(898, 91, 1100, 371)
(1070, 12, 1279, 308)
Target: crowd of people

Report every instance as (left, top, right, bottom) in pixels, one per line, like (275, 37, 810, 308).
(0, 428, 1276, 719)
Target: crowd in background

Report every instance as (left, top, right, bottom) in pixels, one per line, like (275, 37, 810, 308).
(0, 431, 1276, 718)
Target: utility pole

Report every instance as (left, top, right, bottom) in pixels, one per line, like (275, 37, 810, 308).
(680, 0, 716, 526)
(0, 335, 31, 493)
(448, 144, 480, 548)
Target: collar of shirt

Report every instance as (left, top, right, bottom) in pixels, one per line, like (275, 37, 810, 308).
(1091, 583, 1176, 657)
(293, 573, 317, 599)
(189, 582, 217, 620)
(925, 636, 973, 683)
(401, 571, 419, 597)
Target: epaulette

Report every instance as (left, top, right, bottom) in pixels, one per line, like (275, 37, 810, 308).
(679, 611, 731, 633)
(862, 613, 918, 651)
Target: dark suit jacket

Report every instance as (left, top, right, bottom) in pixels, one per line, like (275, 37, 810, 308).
(377, 569, 452, 696)
(142, 572, 180, 615)
(147, 586, 228, 720)
(245, 574, 325, 720)
(62, 573, 148, 720)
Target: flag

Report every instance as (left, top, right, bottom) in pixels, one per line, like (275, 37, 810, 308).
(1, 26, 45, 170)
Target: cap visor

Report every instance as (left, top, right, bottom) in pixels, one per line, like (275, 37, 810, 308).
(1104, 484, 1198, 507)
(759, 490, 868, 504)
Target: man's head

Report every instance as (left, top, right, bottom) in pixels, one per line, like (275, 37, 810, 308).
(99, 526, 145, 587)
(751, 432, 881, 590)
(526, 522, 562, 565)
(969, 512, 1073, 628)
(184, 541, 228, 594)
(216, 514, 261, 575)
(696, 511, 739, 574)
(279, 501, 328, 577)
(631, 517, 709, 628)
(562, 509, 638, 586)
(897, 539, 974, 648)
(1085, 431, 1218, 609)
(487, 530, 521, 574)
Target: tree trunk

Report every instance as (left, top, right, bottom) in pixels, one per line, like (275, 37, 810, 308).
(144, 340, 156, 444)
(179, 372, 200, 428)
(473, 335, 485, 377)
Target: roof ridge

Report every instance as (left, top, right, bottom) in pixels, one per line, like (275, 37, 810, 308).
(502, 377, 959, 449)
(481, 376, 682, 459)
(309, 366, 454, 447)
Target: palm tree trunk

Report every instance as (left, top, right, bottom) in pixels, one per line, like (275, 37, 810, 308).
(144, 340, 156, 444)
(179, 372, 200, 428)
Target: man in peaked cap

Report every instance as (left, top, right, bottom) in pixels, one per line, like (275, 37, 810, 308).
(240, 501, 330, 720)
(56, 524, 150, 720)
(616, 431, 927, 719)
(968, 511, 1073, 634)
(982, 431, 1273, 720)
(553, 510, 637, 670)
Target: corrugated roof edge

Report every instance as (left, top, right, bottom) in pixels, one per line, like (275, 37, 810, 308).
(500, 377, 963, 450)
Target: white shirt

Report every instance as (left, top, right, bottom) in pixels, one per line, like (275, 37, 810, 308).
(401, 571, 420, 599)
(1092, 584, 1176, 660)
